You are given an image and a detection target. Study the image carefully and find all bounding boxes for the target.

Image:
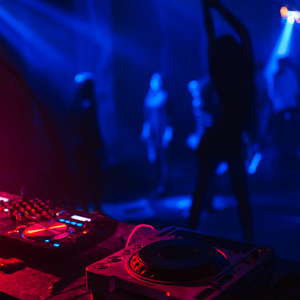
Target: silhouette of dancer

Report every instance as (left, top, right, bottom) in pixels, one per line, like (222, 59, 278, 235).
(141, 72, 173, 196)
(71, 72, 104, 212)
(189, 0, 255, 242)
(268, 58, 299, 155)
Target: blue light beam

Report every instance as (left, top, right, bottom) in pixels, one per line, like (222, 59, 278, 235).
(264, 19, 294, 99)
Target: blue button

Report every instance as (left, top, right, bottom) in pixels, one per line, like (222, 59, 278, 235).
(58, 218, 65, 222)
(53, 243, 60, 247)
(71, 221, 76, 225)
(76, 223, 83, 227)
(44, 240, 50, 242)
(65, 220, 71, 224)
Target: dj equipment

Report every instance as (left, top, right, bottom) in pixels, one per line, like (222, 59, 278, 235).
(86, 226, 275, 300)
(0, 191, 117, 259)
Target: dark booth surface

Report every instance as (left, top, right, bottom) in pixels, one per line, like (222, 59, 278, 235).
(1, 222, 300, 300)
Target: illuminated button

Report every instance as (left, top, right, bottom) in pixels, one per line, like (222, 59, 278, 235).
(135, 244, 143, 249)
(58, 218, 65, 222)
(71, 221, 76, 225)
(44, 240, 50, 242)
(94, 263, 109, 269)
(124, 249, 132, 254)
(76, 223, 83, 227)
(71, 215, 91, 222)
(53, 243, 60, 247)
(108, 256, 123, 262)
(65, 220, 71, 224)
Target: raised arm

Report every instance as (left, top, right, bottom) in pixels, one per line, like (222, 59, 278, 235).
(202, 0, 216, 59)
(203, 0, 215, 44)
(206, 0, 253, 60)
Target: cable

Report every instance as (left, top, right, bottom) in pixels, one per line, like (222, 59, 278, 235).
(42, 283, 86, 300)
(125, 224, 155, 248)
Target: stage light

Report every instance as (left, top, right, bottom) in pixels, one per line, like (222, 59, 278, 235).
(280, 6, 300, 23)
(280, 6, 288, 18)
(294, 11, 300, 22)
(287, 16, 295, 24)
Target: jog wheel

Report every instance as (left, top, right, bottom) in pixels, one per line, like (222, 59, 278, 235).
(129, 239, 226, 282)
(23, 222, 69, 240)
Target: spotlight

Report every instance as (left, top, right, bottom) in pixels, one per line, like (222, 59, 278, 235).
(280, 6, 300, 23)
(288, 15, 295, 23)
(280, 6, 289, 18)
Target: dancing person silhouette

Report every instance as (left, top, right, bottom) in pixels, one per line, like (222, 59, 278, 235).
(268, 58, 299, 155)
(186, 76, 218, 150)
(141, 72, 173, 196)
(189, 0, 256, 242)
(71, 72, 104, 212)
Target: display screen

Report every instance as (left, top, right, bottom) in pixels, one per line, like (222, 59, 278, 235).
(71, 215, 91, 222)
(0, 197, 9, 202)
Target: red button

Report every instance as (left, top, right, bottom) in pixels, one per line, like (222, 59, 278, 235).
(94, 263, 109, 269)
(108, 256, 123, 262)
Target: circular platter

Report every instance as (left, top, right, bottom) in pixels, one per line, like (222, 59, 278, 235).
(129, 239, 226, 282)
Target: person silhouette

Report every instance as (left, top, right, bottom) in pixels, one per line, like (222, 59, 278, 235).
(268, 57, 299, 155)
(70, 72, 104, 212)
(189, 0, 256, 242)
(141, 72, 173, 196)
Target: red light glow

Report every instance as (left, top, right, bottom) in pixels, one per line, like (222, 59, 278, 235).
(216, 249, 227, 259)
(166, 292, 171, 297)
(27, 224, 66, 235)
(281, 6, 288, 18)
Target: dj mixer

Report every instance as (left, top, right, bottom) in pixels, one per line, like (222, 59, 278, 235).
(0, 190, 117, 260)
